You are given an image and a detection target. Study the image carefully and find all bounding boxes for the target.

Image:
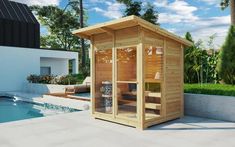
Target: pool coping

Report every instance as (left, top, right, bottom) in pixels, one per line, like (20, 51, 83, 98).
(47, 92, 91, 101)
(0, 91, 91, 111)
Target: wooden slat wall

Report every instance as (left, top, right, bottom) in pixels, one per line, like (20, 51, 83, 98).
(164, 38, 183, 118)
(93, 26, 139, 47)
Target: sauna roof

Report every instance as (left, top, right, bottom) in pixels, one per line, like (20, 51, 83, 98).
(73, 15, 192, 47)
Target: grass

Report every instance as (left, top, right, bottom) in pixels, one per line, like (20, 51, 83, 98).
(184, 84, 235, 97)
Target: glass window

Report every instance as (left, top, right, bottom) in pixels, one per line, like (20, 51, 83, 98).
(40, 67, 51, 75)
(94, 48, 113, 114)
(144, 45, 163, 121)
(117, 47, 136, 81)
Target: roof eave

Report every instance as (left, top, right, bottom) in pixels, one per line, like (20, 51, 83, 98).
(73, 15, 193, 47)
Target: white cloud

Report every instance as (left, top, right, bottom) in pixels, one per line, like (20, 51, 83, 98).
(154, 0, 168, 7)
(189, 15, 230, 48)
(167, 0, 198, 15)
(169, 15, 230, 48)
(11, 0, 60, 6)
(192, 26, 229, 48)
(196, 15, 230, 27)
(155, 0, 229, 47)
(199, 0, 220, 5)
(157, 0, 199, 23)
(159, 12, 198, 23)
(91, 2, 124, 19)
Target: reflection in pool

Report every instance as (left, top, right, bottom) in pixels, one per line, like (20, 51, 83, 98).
(0, 97, 79, 123)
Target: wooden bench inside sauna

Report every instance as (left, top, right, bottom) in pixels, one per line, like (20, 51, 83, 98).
(73, 15, 192, 129)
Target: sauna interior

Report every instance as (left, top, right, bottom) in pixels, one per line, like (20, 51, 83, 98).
(73, 16, 192, 129)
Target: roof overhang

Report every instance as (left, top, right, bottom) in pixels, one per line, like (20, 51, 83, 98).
(72, 15, 193, 47)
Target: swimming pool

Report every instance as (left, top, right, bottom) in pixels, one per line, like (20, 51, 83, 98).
(73, 92, 90, 98)
(0, 97, 79, 123)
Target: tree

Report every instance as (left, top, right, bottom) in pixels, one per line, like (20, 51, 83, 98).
(142, 3, 159, 25)
(31, 1, 90, 75)
(205, 34, 219, 83)
(31, 4, 81, 50)
(124, 1, 141, 16)
(184, 32, 200, 83)
(184, 32, 219, 84)
(221, 0, 235, 25)
(185, 32, 194, 42)
(217, 26, 235, 85)
(79, 0, 86, 67)
(117, 0, 159, 25)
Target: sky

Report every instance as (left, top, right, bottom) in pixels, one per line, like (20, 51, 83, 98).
(11, 0, 230, 48)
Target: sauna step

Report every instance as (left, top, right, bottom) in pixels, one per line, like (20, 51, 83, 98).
(119, 99, 161, 110)
(146, 92, 161, 98)
(122, 92, 161, 98)
(145, 103, 161, 110)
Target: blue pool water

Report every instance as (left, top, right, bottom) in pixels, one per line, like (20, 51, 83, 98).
(74, 92, 90, 98)
(0, 97, 79, 123)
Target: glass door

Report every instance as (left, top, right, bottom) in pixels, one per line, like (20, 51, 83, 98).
(94, 48, 113, 114)
(116, 46, 138, 121)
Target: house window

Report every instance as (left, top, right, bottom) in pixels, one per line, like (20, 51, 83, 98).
(40, 67, 51, 75)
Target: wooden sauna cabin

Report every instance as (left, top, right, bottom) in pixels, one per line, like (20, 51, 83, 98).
(73, 15, 192, 129)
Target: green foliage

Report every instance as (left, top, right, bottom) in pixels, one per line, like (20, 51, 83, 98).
(184, 84, 235, 96)
(125, 1, 142, 16)
(184, 32, 219, 84)
(185, 32, 193, 42)
(40, 35, 62, 49)
(117, 0, 159, 25)
(142, 3, 159, 25)
(117, 0, 132, 5)
(184, 33, 202, 83)
(30, 0, 85, 50)
(220, 0, 230, 10)
(27, 75, 57, 84)
(27, 74, 85, 85)
(79, 59, 90, 77)
(217, 26, 235, 85)
(57, 74, 85, 85)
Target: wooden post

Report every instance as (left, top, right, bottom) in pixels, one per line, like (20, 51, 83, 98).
(112, 32, 116, 118)
(137, 26, 145, 129)
(90, 36, 95, 115)
(180, 44, 184, 118)
(162, 38, 167, 118)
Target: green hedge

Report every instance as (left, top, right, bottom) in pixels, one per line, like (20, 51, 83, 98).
(184, 84, 235, 97)
(27, 74, 86, 85)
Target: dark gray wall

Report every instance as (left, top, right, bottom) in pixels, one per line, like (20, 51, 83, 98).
(0, 0, 40, 48)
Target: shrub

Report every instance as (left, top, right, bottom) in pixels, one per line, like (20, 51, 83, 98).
(57, 74, 79, 85)
(27, 74, 85, 85)
(27, 75, 57, 84)
(184, 84, 235, 96)
(217, 26, 235, 85)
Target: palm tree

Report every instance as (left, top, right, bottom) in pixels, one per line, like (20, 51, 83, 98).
(221, 0, 235, 25)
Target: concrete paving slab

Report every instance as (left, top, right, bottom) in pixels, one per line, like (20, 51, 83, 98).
(0, 111, 235, 147)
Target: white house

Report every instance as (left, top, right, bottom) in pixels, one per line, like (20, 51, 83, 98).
(0, 0, 79, 92)
(0, 46, 78, 92)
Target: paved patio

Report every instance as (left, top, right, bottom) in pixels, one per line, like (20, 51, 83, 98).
(0, 111, 235, 147)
